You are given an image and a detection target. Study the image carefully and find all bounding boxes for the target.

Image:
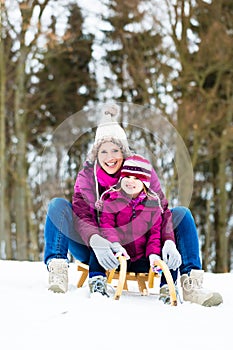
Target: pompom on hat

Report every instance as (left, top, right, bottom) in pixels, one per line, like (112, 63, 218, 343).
(120, 154, 152, 188)
(88, 103, 131, 162)
(94, 104, 127, 144)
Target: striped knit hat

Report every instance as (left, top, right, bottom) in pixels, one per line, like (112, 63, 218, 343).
(120, 154, 152, 188)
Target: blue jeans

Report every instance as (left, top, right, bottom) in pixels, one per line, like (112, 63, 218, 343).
(43, 198, 201, 282)
(171, 207, 202, 275)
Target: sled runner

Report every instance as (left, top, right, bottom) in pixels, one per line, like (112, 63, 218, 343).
(77, 256, 177, 306)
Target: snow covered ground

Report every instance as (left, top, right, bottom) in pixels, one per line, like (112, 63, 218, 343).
(1, 260, 232, 350)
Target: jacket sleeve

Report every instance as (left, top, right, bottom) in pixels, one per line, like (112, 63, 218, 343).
(72, 169, 100, 246)
(150, 168, 175, 244)
(146, 214, 162, 257)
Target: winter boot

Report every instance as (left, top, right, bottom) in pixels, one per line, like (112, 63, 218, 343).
(88, 275, 110, 297)
(159, 284, 171, 304)
(159, 284, 181, 305)
(48, 258, 68, 293)
(181, 269, 223, 307)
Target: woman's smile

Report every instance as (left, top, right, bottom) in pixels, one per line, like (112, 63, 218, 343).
(98, 142, 123, 174)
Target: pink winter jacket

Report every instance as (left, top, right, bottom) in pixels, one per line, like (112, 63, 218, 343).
(72, 160, 175, 246)
(99, 190, 162, 261)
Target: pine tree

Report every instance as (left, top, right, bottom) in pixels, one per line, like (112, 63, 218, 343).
(34, 3, 97, 203)
(35, 3, 96, 121)
(101, 0, 164, 105)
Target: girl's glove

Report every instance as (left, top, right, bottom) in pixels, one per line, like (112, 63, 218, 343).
(111, 242, 130, 260)
(162, 240, 182, 270)
(149, 254, 161, 268)
(89, 234, 119, 270)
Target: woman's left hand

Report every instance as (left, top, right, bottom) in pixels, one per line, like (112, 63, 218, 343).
(162, 240, 182, 270)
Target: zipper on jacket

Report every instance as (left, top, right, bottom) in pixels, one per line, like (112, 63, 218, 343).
(132, 208, 136, 218)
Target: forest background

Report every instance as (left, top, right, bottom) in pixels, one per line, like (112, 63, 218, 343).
(0, 0, 232, 273)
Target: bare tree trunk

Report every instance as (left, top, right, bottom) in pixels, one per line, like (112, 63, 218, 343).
(202, 198, 211, 271)
(0, 3, 8, 259)
(14, 50, 28, 260)
(0, 25, 6, 258)
(27, 183, 39, 261)
(215, 132, 229, 272)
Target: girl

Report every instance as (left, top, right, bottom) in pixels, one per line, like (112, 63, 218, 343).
(88, 154, 177, 300)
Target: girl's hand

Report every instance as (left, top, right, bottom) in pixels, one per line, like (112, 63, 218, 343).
(149, 254, 161, 268)
(111, 242, 130, 260)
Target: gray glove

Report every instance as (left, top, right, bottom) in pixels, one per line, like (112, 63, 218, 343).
(89, 234, 119, 270)
(149, 254, 161, 268)
(112, 242, 130, 259)
(162, 240, 182, 270)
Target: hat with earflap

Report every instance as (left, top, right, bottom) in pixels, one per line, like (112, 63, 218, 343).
(120, 154, 152, 189)
(88, 103, 131, 162)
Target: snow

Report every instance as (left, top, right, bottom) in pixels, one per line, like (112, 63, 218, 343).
(1, 260, 232, 350)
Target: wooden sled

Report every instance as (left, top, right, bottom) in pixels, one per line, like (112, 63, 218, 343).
(77, 256, 177, 306)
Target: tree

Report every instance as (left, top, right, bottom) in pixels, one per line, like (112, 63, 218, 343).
(34, 2, 97, 203)
(101, 0, 166, 105)
(161, 0, 233, 271)
(34, 3, 96, 121)
(0, 0, 9, 258)
(1, 0, 50, 259)
(1, 0, 98, 260)
(100, 0, 233, 271)
(191, 0, 233, 272)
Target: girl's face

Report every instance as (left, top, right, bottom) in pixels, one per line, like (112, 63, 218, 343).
(121, 176, 144, 198)
(97, 142, 124, 174)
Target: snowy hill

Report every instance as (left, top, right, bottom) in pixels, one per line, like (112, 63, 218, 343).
(1, 260, 232, 350)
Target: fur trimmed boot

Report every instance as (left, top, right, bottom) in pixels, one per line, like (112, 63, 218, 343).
(181, 270, 223, 307)
(48, 259, 68, 293)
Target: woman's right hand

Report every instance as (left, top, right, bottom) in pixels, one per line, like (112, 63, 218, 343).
(89, 234, 120, 270)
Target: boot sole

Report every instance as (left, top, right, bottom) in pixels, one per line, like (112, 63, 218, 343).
(202, 293, 223, 307)
(48, 284, 67, 293)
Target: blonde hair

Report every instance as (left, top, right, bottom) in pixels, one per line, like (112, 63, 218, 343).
(87, 136, 132, 163)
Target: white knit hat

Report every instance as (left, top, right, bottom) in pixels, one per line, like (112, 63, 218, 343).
(88, 104, 131, 162)
(94, 104, 128, 145)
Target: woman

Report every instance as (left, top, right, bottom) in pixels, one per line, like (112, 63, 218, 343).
(44, 104, 222, 306)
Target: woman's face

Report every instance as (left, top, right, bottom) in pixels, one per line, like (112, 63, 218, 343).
(97, 142, 124, 174)
(121, 176, 144, 198)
